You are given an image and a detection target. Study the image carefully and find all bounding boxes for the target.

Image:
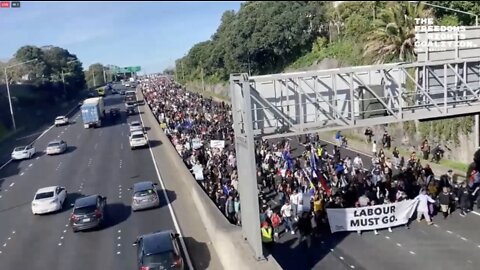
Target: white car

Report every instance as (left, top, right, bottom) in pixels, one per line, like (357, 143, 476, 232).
(125, 83, 130, 87)
(129, 121, 143, 133)
(54, 116, 69, 126)
(129, 131, 148, 149)
(11, 145, 36, 160)
(32, 186, 67, 215)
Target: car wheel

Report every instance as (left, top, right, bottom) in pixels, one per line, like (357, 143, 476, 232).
(72, 229, 78, 233)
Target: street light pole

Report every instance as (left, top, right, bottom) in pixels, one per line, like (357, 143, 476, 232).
(61, 69, 66, 96)
(4, 67, 16, 131)
(3, 58, 38, 131)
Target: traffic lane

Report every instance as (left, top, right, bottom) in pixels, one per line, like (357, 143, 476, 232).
(0, 110, 102, 269)
(380, 223, 479, 270)
(423, 211, 480, 249)
(0, 110, 85, 244)
(114, 113, 177, 270)
(0, 107, 83, 179)
(52, 106, 129, 270)
(272, 232, 365, 270)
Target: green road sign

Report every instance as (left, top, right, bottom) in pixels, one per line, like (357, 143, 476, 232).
(112, 66, 141, 74)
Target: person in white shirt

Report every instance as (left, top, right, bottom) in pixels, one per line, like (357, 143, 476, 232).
(290, 189, 300, 221)
(415, 188, 436, 225)
(372, 141, 377, 156)
(280, 201, 295, 234)
(353, 154, 363, 175)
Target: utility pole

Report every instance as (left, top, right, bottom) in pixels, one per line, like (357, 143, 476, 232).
(103, 68, 107, 84)
(93, 70, 97, 88)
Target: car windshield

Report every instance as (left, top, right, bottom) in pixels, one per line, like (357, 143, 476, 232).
(132, 134, 145, 139)
(48, 142, 61, 147)
(135, 189, 155, 197)
(73, 205, 97, 215)
(14, 146, 26, 152)
(35, 192, 54, 200)
(131, 122, 140, 127)
(56, 117, 64, 120)
(143, 252, 175, 266)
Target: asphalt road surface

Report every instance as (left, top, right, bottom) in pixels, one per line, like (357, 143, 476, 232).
(0, 84, 183, 270)
(270, 137, 480, 270)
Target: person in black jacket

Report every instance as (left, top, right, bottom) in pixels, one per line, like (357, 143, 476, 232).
(457, 181, 471, 217)
(297, 212, 313, 248)
(438, 187, 455, 219)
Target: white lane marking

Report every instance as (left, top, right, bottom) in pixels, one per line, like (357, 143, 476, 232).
(19, 172, 24, 176)
(396, 243, 402, 247)
(121, 131, 124, 136)
(330, 249, 334, 252)
(9, 183, 14, 187)
(116, 251, 121, 255)
(409, 251, 416, 255)
(461, 237, 468, 241)
(60, 236, 64, 240)
(28, 164, 32, 167)
(12, 231, 15, 234)
(117, 243, 121, 247)
(64, 127, 68, 131)
(434, 224, 439, 227)
(447, 230, 453, 234)
(472, 211, 480, 216)
(58, 243, 62, 246)
(36, 157, 40, 160)
(60, 131, 64, 135)
(120, 143, 123, 150)
(63, 230, 67, 233)
(117, 236, 121, 240)
(99, 130, 103, 136)
(7, 237, 10, 240)
(385, 236, 390, 239)
(139, 110, 193, 269)
(77, 134, 81, 140)
(3, 243, 6, 247)
(339, 256, 344, 260)
(0, 195, 2, 199)
(468, 260, 473, 264)
(118, 230, 121, 233)
(350, 266, 355, 269)
(94, 143, 98, 150)
(65, 224, 68, 227)
(118, 195, 122, 199)
(57, 135, 60, 138)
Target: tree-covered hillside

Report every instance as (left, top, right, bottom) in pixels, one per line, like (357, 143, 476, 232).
(175, 1, 480, 145)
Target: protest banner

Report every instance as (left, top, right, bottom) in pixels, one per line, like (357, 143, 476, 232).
(326, 199, 418, 233)
(210, 140, 225, 149)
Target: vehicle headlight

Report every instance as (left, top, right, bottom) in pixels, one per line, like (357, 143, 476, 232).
(32, 202, 38, 206)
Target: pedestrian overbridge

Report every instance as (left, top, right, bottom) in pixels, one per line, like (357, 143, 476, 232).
(230, 57, 480, 140)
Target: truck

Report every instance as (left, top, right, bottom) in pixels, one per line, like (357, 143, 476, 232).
(81, 97, 105, 128)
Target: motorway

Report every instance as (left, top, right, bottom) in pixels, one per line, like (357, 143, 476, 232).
(272, 137, 480, 270)
(0, 84, 182, 269)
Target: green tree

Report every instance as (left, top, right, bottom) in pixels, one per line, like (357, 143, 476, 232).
(427, 1, 480, 26)
(85, 63, 106, 88)
(363, 2, 433, 64)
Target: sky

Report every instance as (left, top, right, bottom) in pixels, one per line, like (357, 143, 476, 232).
(0, 1, 243, 73)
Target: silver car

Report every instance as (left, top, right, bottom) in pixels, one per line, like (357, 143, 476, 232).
(130, 181, 160, 211)
(46, 140, 67, 155)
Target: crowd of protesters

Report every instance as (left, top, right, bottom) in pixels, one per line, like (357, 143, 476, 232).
(140, 76, 480, 245)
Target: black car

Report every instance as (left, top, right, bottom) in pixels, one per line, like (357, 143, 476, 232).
(120, 90, 126, 95)
(70, 195, 107, 232)
(133, 230, 185, 270)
